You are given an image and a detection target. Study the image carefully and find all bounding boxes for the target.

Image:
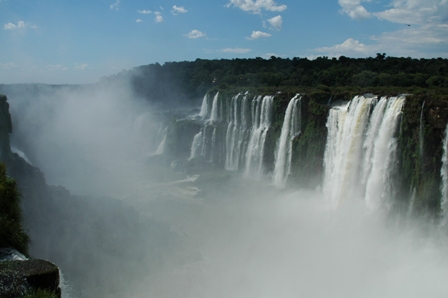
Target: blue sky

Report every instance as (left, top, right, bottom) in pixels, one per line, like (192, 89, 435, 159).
(1, 0, 447, 84)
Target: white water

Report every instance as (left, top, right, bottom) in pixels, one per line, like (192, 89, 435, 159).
(244, 95, 273, 177)
(225, 93, 250, 171)
(199, 94, 209, 119)
(273, 94, 301, 188)
(11, 146, 32, 165)
(189, 131, 203, 160)
(209, 92, 220, 124)
(323, 95, 405, 209)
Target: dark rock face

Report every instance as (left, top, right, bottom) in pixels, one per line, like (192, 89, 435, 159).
(0, 259, 61, 298)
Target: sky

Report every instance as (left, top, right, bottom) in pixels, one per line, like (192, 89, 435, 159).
(0, 0, 447, 84)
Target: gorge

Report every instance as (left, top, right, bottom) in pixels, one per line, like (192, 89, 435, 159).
(1, 56, 448, 297)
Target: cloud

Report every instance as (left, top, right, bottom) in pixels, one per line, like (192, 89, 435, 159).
(373, 0, 448, 25)
(370, 24, 448, 57)
(110, 0, 120, 10)
(246, 30, 272, 40)
(136, 19, 143, 23)
(171, 5, 187, 15)
(338, 0, 371, 20)
(267, 15, 282, 30)
(220, 47, 252, 53)
(75, 63, 89, 70)
(315, 38, 371, 56)
(138, 10, 152, 14)
(185, 29, 205, 39)
(46, 64, 69, 71)
(154, 11, 163, 23)
(0, 62, 19, 70)
(3, 21, 27, 30)
(226, 0, 287, 14)
(313, 23, 448, 59)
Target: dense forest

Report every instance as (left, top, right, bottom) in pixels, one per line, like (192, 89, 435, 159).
(102, 54, 448, 106)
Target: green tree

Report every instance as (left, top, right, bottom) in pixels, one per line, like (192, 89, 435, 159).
(0, 163, 29, 255)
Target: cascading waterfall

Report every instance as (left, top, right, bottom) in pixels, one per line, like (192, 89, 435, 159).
(189, 131, 203, 160)
(225, 93, 251, 171)
(244, 95, 273, 178)
(189, 92, 274, 177)
(440, 124, 448, 227)
(209, 92, 220, 124)
(199, 94, 210, 119)
(323, 95, 405, 209)
(272, 94, 301, 188)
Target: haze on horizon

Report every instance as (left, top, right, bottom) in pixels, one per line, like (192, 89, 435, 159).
(1, 0, 447, 84)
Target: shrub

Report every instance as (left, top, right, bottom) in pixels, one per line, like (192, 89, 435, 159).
(0, 163, 29, 255)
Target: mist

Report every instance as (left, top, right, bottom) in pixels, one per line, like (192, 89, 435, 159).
(4, 82, 161, 197)
(2, 83, 448, 298)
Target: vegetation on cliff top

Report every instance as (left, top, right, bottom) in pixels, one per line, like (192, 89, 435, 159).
(0, 162, 29, 256)
(101, 55, 448, 105)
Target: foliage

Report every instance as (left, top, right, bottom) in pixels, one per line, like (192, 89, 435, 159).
(102, 56, 448, 106)
(23, 289, 58, 298)
(0, 163, 29, 256)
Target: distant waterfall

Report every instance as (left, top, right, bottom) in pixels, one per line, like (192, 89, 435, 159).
(244, 95, 274, 177)
(199, 94, 210, 119)
(273, 94, 301, 188)
(189, 92, 274, 178)
(190, 131, 204, 160)
(209, 92, 220, 123)
(225, 93, 251, 171)
(323, 95, 405, 209)
(440, 124, 448, 227)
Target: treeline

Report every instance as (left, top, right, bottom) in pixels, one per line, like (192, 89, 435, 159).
(102, 54, 448, 105)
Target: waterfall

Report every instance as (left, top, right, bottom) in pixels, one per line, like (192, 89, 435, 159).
(244, 95, 274, 178)
(273, 94, 301, 188)
(323, 95, 405, 209)
(199, 94, 209, 119)
(440, 124, 448, 227)
(364, 96, 405, 210)
(209, 92, 220, 123)
(189, 131, 203, 160)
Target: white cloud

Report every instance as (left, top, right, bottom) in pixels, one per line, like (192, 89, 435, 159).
(246, 30, 272, 40)
(171, 5, 187, 15)
(373, 0, 448, 25)
(3, 21, 26, 30)
(313, 23, 448, 59)
(185, 29, 205, 39)
(370, 24, 448, 57)
(46, 64, 69, 71)
(154, 11, 164, 23)
(110, 0, 120, 10)
(136, 19, 143, 23)
(138, 10, 152, 14)
(220, 47, 252, 53)
(75, 63, 89, 70)
(0, 62, 19, 70)
(338, 0, 371, 20)
(315, 38, 371, 56)
(227, 0, 287, 14)
(267, 15, 282, 30)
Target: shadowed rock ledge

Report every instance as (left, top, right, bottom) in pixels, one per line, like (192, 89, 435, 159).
(0, 259, 61, 298)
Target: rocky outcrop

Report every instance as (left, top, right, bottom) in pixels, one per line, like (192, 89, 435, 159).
(0, 94, 12, 161)
(0, 259, 61, 298)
